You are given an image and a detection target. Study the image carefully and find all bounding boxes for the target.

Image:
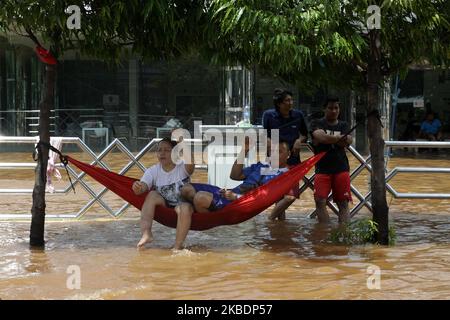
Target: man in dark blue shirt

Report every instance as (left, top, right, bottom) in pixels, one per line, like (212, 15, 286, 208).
(262, 88, 308, 166)
(261, 88, 308, 220)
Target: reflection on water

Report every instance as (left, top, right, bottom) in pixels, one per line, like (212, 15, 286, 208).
(0, 152, 449, 299)
(0, 213, 449, 299)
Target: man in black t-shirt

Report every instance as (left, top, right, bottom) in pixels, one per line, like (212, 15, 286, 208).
(310, 97, 352, 224)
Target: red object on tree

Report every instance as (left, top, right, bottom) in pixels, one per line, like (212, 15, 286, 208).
(34, 46, 57, 65)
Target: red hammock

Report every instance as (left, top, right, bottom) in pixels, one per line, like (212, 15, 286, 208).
(67, 152, 325, 231)
(35, 46, 57, 65)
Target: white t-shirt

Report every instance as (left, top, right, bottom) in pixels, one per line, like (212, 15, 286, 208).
(140, 161, 190, 207)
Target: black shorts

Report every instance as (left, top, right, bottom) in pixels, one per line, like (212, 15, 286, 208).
(164, 200, 176, 209)
(287, 154, 301, 166)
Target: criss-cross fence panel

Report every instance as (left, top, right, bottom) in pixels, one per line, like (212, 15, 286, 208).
(307, 141, 450, 218)
(0, 137, 449, 220)
(0, 136, 204, 219)
(305, 145, 375, 219)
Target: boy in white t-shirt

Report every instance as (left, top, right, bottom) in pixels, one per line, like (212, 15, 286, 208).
(132, 138, 195, 249)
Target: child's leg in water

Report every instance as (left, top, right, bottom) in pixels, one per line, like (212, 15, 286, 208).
(173, 202, 194, 250)
(138, 190, 166, 248)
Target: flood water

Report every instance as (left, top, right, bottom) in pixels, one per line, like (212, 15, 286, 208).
(0, 150, 449, 299)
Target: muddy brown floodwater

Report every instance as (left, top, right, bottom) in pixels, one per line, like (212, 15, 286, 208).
(0, 151, 449, 299)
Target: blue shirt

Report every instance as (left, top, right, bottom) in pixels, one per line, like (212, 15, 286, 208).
(421, 119, 441, 135)
(231, 162, 288, 194)
(262, 109, 308, 149)
(262, 108, 307, 165)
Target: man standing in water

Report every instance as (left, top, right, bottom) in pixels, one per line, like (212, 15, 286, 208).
(262, 88, 308, 220)
(310, 97, 352, 224)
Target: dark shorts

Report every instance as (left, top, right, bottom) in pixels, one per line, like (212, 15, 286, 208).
(191, 183, 232, 210)
(163, 200, 176, 209)
(147, 189, 177, 208)
(287, 154, 300, 166)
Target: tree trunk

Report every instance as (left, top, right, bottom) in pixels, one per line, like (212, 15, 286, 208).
(30, 64, 56, 247)
(367, 29, 389, 245)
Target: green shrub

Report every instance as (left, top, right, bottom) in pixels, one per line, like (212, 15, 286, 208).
(328, 219, 396, 245)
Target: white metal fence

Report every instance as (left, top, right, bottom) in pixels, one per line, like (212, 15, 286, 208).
(0, 137, 449, 220)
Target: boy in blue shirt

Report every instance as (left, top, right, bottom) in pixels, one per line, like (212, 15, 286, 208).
(181, 139, 297, 217)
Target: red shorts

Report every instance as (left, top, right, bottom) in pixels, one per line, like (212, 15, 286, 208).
(286, 164, 301, 199)
(314, 172, 352, 202)
(287, 184, 300, 199)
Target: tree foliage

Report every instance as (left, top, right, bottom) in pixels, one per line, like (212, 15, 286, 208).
(206, 0, 450, 91)
(0, 0, 205, 61)
(0, 0, 207, 247)
(205, 0, 449, 245)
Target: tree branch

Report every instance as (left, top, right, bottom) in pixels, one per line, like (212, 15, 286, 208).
(381, 59, 414, 76)
(24, 26, 42, 47)
(351, 58, 367, 73)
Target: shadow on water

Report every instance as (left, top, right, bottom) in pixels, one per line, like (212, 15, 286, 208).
(1, 152, 450, 299)
(0, 215, 354, 263)
(23, 249, 53, 274)
(180, 214, 354, 260)
(0, 211, 449, 299)
(243, 216, 353, 259)
(392, 214, 450, 244)
(2, 212, 449, 253)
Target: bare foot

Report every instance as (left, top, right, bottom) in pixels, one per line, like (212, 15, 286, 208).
(268, 211, 286, 221)
(172, 242, 184, 250)
(137, 230, 153, 248)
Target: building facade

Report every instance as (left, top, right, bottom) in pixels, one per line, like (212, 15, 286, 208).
(1, 35, 449, 152)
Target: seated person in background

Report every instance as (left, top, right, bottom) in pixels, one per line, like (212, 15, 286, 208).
(399, 110, 420, 141)
(419, 112, 442, 141)
(181, 139, 297, 218)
